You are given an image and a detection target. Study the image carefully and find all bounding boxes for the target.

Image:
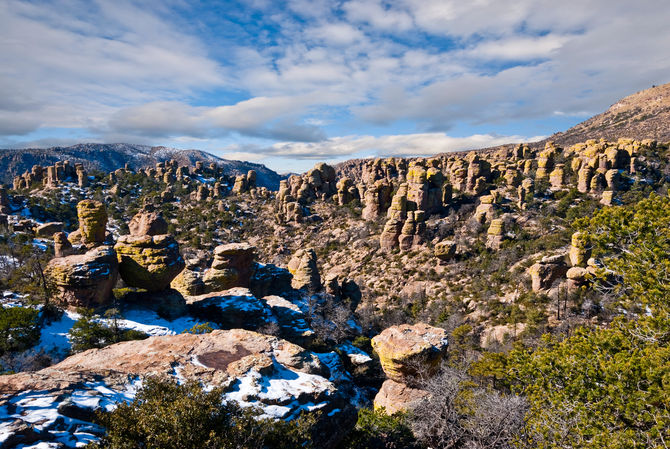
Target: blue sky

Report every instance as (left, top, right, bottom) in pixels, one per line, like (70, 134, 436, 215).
(1, 0, 669, 173)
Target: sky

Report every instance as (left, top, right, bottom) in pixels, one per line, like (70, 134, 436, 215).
(1, 0, 669, 173)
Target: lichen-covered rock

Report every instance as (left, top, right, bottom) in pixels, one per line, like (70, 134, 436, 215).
(203, 243, 256, 292)
(288, 248, 321, 292)
(45, 246, 119, 308)
(115, 234, 185, 291)
(486, 218, 505, 250)
(374, 379, 429, 414)
(371, 322, 448, 384)
(569, 231, 590, 267)
(170, 267, 205, 296)
(434, 240, 457, 262)
(76, 200, 108, 246)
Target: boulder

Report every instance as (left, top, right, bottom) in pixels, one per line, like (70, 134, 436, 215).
(128, 210, 168, 236)
(529, 255, 568, 291)
(53, 231, 74, 258)
(249, 263, 293, 297)
(203, 243, 256, 292)
(34, 222, 64, 238)
(434, 240, 457, 262)
(288, 248, 321, 292)
(373, 379, 429, 414)
(187, 287, 273, 330)
(115, 234, 185, 291)
(45, 246, 119, 308)
(171, 267, 205, 296)
(371, 323, 448, 384)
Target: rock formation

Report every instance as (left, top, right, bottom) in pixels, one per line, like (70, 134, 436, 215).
(288, 248, 321, 292)
(71, 200, 108, 247)
(45, 246, 119, 308)
(372, 323, 448, 413)
(529, 255, 569, 292)
(203, 243, 257, 292)
(114, 210, 185, 291)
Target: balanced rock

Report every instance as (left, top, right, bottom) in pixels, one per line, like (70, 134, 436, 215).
(75, 200, 108, 246)
(34, 222, 64, 238)
(46, 246, 119, 308)
(203, 243, 257, 292)
(288, 248, 321, 292)
(53, 232, 73, 258)
(569, 231, 590, 267)
(114, 211, 184, 291)
(371, 322, 448, 384)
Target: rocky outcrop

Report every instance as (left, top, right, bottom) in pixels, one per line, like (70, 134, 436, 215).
(288, 248, 321, 292)
(114, 210, 185, 291)
(203, 243, 257, 292)
(45, 246, 119, 308)
(373, 379, 429, 414)
(434, 240, 457, 262)
(362, 180, 392, 220)
(0, 329, 358, 448)
(72, 200, 108, 247)
(53, 231, 73, 258)
(372, 323, 448, 413)
(232, 170, 257, 194)
(529, 255, 569, 292)
(34, 221, 63, 238)
(336, 177, 359, 205)
(371, 323, 448, 384)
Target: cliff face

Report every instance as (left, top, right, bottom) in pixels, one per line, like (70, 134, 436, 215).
(0, 143, 284, 190)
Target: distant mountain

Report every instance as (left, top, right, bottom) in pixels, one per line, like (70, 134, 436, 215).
(0, 143, 283, 190)
(547, 82, 670, 146)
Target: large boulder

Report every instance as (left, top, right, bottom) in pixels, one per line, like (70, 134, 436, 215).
(128, 210, 168, 236)
(186, 287, 274, 330)
(114, 211, 185, 291)
(0, 330, 358, 448)
(371, 322, 448, 384)
(45, 246, 119, 308)
(288, 248, 321, 292)
(203, 243, 257, 292)
(374, 379, 429, 414)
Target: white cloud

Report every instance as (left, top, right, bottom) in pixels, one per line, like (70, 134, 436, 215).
(245, 132, 543, 160)
(464, 35, 571, 60)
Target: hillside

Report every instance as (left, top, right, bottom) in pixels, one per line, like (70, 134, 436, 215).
(548, 82, 670, 146)
(0, 143, 283, 190)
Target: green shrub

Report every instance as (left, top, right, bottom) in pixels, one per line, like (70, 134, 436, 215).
(88, 378, 315, 449)
(69, 308, 148, 353)
(338, 407, 419, 449)
(0, 307, 40, 355)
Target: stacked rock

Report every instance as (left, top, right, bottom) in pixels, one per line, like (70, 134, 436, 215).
(372, 323, 449, 414)
(486, 218, 505, 250)
(287, 248, 321, 292)
(114, 210, 185, 292)
(68, 200, 109, 247)
(276, 180, 304, 223)
(202, 243, 257, 292)
(362, 180, 392, 220)
(232, 170, 257, 194)
(46, 201, 118, 308)
(336, 177, 359, 205)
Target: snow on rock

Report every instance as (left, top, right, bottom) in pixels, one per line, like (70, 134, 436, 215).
(0, 329, 359, 447)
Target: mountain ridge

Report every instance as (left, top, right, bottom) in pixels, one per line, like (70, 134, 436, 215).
(0, 143, 284, 190)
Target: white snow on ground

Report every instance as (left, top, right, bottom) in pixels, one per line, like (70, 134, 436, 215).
(117, 308, 214, 337)
(336, 343, 373, 365)
(0, 379, 142, 449)
(225, 360, 332, 420)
